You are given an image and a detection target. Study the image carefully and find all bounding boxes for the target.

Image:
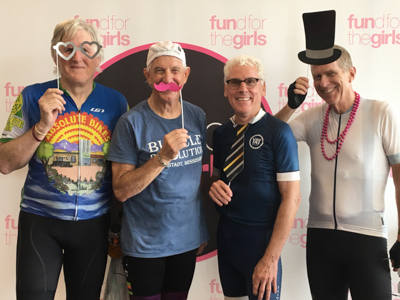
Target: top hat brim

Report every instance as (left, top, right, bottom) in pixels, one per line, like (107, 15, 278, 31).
(298, 48, 342, 65)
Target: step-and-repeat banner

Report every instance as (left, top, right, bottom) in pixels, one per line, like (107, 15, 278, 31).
(2, 0, 400, 299)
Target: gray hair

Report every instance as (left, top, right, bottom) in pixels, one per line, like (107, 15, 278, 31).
(51, 19, 103, 72)
(334, 45, 353, 71)
(223, 54, 265, 83)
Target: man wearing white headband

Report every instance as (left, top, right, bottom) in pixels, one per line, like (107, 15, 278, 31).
(108, 41, 209, 300)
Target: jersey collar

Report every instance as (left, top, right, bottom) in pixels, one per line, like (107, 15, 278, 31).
(229, 108, 266, 126)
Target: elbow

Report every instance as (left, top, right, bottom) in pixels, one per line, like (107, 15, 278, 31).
(112, 176, 145, 202)
(0, 163, 13, 175)
(112, 177, 130, 202)
(113, 184, 141, 202)
(0, 169, 11, 175)
(113, 188, 129, 203)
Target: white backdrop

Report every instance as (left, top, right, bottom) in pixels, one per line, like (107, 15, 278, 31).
(1, 1, 400, 299)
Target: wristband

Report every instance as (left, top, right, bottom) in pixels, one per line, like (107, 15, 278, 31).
(34, 124, 46, 136)
(32, 126, 43, 142)
(156, 153, 169, 168)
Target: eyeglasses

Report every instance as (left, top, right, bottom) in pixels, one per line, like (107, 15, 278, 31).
(226, 77, 260, 89)
(53, 41, 102, 61)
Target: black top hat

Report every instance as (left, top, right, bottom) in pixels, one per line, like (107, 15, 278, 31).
(298, 10, 342, 65)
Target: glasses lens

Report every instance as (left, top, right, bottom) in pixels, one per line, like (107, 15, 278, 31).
(54, 42, 76, 60)
(245, 78, 258, 87)
(82, 44, 96, 56)
(228, 79, 241, 88)
(61, 45, 74, 55)
(80, 41, 102, 59)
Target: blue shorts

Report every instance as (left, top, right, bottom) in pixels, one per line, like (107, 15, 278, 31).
(217, 217, 282, 300)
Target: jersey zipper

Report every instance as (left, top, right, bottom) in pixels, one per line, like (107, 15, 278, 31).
(333, 113, 342, 230)
(74, 109, 82, 221)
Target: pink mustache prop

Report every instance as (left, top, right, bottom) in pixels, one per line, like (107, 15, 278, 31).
(154, 81, 183, 92)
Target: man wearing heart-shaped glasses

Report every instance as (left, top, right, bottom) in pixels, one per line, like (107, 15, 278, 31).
(0, 19, 128, 300)
(52, 31, 103, 95)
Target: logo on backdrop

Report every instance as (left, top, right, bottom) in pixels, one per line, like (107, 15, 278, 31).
(276, 82, 323, 114)
(209, 279, 223, 300)
(95, 43, 272, 261)
(3, 82, 24, 114)
(3, 215, 18, 246)
(209, 15, 267, 49)
(74, 15, 130, 48)
(347, 13, 400, 48)
(287, 217, 307, 249)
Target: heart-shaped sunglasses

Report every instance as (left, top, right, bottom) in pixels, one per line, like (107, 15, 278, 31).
(53, 41, 102, 60)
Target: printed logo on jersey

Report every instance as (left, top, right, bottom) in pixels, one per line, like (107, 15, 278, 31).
(249, 134, 263, 149)
(36, 112, 111, 196)
(4, 94, 24, 132)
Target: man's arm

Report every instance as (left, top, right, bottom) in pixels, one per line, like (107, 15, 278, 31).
(273, 104, 296, 123)
(274, 77, 309, 122)
(389, 163, 400, 271)
(112, 156, 167, 202)
(0, 133, 43, 174)
(0, 88, 65, 174)
(393, 164, 400, 240)
(252, 180, 301, 300)
(112, 128, 189, 202)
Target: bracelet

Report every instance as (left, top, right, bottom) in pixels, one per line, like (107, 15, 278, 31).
(31, 126, 43, 142)
(34, 124, 46, 136)
(156, 153, 169, 168)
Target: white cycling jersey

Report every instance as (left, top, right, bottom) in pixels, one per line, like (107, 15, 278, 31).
(290, 96, 400, 238)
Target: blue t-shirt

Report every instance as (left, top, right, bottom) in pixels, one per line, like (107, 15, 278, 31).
(107, 99, 209, 258)
(0, 79, 128, 220)
(213, 112, 299, 227)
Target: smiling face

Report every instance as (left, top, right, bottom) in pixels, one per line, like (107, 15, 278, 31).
(311, 61, 356, 113)
(144, 55, 190, 104)
(224, 64, 266, 124)
(56, 29, 101, 89)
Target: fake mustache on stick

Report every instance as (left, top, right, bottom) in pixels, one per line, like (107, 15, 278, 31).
(154, 81, 183, 92)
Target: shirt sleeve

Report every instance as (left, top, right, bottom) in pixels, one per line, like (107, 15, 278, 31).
(107, 114, 138, 166)
(381, 101, 400, 165)
(0, 93, 29, 143)
(275, 122, 300, 181)
(288, 111, 308, 143)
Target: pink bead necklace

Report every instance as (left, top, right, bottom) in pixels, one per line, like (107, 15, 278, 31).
(320, 92, 360, 161)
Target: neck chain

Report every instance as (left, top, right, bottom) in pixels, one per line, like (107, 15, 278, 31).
(320, 92, 360, 161)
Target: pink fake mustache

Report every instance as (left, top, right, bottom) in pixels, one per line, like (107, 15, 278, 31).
(154, 81, 182, 92)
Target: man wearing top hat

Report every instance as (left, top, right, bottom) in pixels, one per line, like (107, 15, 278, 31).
(107, 41, 209, 300)
(275, 10, 400, 300)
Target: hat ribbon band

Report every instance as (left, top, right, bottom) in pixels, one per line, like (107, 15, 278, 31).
(306, 48, 334, 59)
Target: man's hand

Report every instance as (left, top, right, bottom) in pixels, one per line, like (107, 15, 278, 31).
(158, 128, 189, 164)
(37, 88, 66, 131)
(209, 180, 233, 206)
(287, 77, 309, 109)
(197, 242, 208, 255)
(390, 240, 400, 271)
(252, 255, 278, 300)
